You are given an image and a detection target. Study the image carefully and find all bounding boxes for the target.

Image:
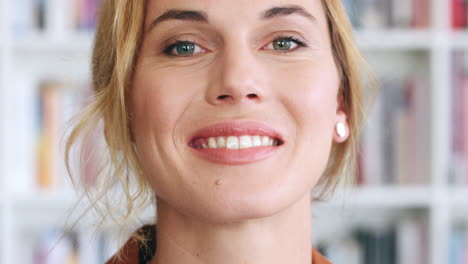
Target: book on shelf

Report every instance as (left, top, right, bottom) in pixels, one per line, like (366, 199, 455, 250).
(450, 223, 468, 264)
(452, 0, 468, 29)
(35, 79, 93, 191)
(358, 76, 430, 186)
(451, 51, 468, 185)
(11, 0, 100, 39)
(318, 214, 428, 264)
(343, 0, 430, 30)
(36, 80, 61, 189)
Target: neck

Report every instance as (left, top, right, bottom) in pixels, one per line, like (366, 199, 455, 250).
(151, 193, 313, 264)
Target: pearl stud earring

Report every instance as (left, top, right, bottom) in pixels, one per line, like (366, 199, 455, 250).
(336, 122, 347, 138)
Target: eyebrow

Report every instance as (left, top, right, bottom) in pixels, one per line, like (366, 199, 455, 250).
(146, 5, 318, 32)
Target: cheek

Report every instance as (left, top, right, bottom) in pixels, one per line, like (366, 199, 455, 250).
(131, 67, 196, 139)
(129, 67, 191, 179)
(273, 62, 339, 180)
(275, 62, 339, 130)
(129, 66, 200, 195)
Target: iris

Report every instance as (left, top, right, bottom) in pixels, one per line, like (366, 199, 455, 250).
(175, 43, 195, 55)
(273, 39, 292, 50)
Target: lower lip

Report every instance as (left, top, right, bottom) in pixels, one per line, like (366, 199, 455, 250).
(189, 145, 283, 165)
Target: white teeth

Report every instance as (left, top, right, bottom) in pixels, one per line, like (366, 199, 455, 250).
(216, 136, 226, 148)
(198, 135, 280, 149)
(226, 136, 239, 149)
(208, 137, 217, 148)
(252, 136, 262, 147)
(239, 135, 253, 149)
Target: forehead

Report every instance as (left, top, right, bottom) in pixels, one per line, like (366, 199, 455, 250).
(144, 0, 327, 29)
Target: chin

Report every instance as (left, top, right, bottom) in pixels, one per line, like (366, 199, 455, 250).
(180, 187, 304, 224)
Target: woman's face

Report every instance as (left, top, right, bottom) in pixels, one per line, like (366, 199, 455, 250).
(130, 0, 348, 222)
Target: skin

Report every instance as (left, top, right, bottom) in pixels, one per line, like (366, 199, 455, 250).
(129, 0, 349, 263)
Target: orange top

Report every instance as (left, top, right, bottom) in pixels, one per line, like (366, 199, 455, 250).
(106, 225, 331, 264)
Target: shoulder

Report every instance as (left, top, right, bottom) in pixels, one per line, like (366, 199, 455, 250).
(312, 248, 332, 264)
(106, 225, 331, 264)
(105, 236, 139, 264)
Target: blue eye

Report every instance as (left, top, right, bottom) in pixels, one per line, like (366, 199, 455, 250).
(175, 42, 195, 55)
(267, 36, 308, 51)
(163, 41, 203, 56)
(162, 36, 308, 57)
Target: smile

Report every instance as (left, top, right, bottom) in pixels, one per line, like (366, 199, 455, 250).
(190, 135, 282, 150)
(187, 121, 285, 165)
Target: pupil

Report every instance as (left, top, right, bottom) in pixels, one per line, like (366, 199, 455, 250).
(176, 43, 195, 55)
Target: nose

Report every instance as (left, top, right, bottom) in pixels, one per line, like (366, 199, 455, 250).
(205, 42, 265, 105)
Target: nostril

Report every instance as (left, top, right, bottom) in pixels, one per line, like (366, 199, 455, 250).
(216, 94, 257, 102)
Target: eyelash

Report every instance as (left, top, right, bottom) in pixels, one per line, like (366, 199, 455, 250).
(162, 35, 309, 56)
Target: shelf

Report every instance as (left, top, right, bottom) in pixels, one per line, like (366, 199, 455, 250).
(451, 31, 468, 49)
(5, 186, 435, 211)
(11, 190, 78, 210)
(448, 187, 468, 208)
(10, 35, 93, 76)
(9, 190, 155, 220)
(318, 186, 432, 208)
(12, 34, 93, 56)
(354, 30, 432, 50)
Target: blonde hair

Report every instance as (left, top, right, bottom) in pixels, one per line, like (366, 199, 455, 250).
(65, 0, 370, 234)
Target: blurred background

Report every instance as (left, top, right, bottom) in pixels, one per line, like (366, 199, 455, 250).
(0, 0, 467, 263)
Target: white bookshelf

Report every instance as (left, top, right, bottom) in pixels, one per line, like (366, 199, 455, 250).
(355, 30, 432, 50)
(1, 0, 13, 263)
(0, 0, 467, 263)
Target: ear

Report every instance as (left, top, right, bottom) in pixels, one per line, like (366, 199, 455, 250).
(333, 92, 349, 143)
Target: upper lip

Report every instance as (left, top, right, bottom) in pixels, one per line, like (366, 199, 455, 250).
(188, 121, 285, 144)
